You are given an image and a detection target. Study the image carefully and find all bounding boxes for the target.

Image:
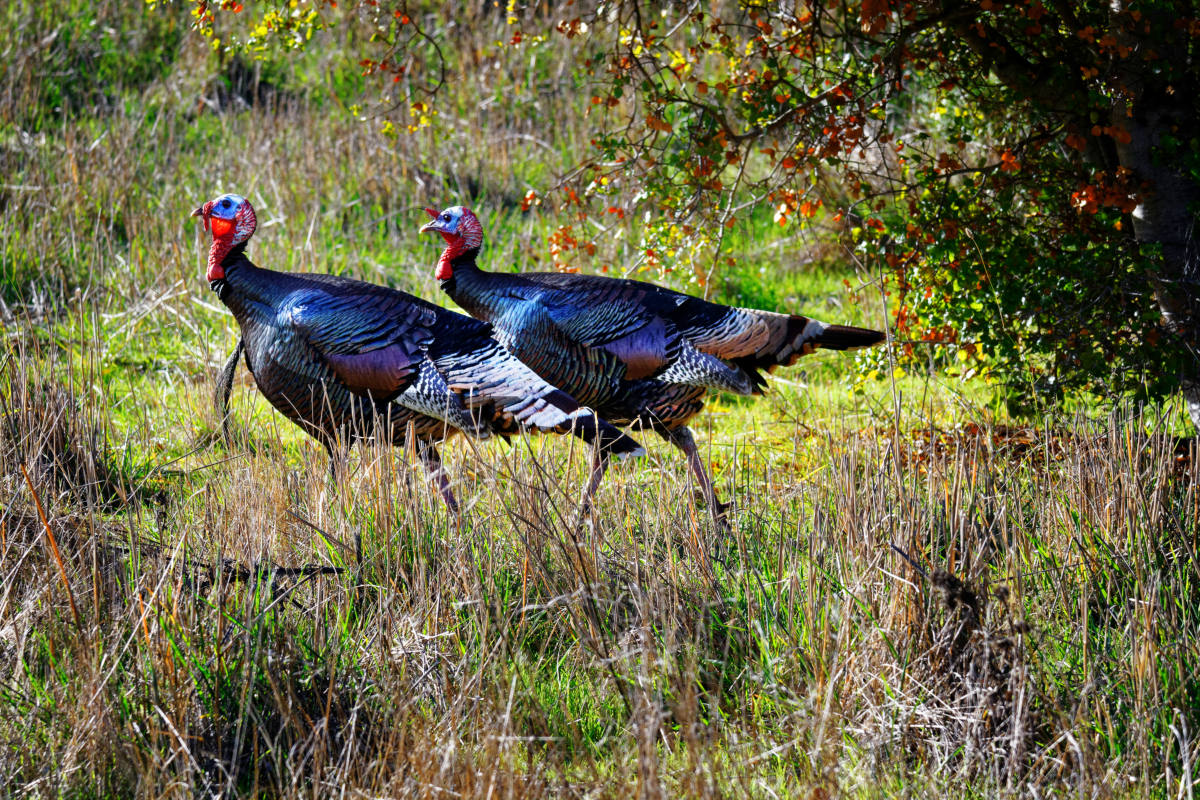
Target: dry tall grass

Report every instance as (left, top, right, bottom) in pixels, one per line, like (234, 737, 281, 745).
(1, 4, 1198, 798)
(5, 323, 1200, 797)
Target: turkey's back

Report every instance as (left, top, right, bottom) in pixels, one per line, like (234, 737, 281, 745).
(445, 265, 707, 430)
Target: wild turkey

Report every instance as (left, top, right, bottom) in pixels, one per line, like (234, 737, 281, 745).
(194, 193, 643, 513)
(421, 205, 885, 525)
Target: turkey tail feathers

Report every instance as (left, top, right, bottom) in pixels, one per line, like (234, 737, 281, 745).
(811, 322, 887, 351)
(442, 341, 643, 456)
(727, 314, 885, 387)
(766, 314, 885, 366)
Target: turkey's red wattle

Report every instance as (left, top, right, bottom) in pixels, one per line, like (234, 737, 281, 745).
(207, 236, 232, 281)
(436, 244, 459, 280)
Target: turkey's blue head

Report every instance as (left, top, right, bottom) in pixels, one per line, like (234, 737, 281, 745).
(192, 193, 257, 281)
(420, 205, 483, 281)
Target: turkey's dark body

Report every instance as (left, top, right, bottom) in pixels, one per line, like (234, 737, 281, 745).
(442, 256, 879, 432)
(435, 238, 883, 526)
(214, 249, 471, 450)
(210, 244, 642, 480)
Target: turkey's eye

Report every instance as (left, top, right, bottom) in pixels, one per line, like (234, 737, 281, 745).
(221, 199, 232, 209)
(442, 213, 451, 222)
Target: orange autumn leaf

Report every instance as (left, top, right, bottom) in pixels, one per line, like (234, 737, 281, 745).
(646, 115, 673, 133)
(1072, 184, 1099, 214)
(860, 0, 891, 34)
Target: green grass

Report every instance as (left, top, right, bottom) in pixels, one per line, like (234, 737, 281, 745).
(1, 3, 1198, 798)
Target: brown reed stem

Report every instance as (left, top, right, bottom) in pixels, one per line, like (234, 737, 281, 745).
(21, 462, 82, 629)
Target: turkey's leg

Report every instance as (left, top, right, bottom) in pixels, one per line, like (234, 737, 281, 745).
(662, 426, 731, 531)
(418, 444, 460, 517)
(579, 448, 610, 517)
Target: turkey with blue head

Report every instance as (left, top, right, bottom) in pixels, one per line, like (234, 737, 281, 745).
(196, 193, 643, 514)
(421, 204, 885, 527)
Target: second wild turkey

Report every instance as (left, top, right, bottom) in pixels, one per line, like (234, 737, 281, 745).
(421, 205, 886, 525)
(195, 193, 643, 514)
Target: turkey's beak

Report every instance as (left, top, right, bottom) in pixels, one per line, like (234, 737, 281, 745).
(419, 207, 443, 235)
(192, 204, 210, 232)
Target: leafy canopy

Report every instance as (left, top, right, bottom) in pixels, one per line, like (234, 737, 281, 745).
(189, 0, 1200, 411)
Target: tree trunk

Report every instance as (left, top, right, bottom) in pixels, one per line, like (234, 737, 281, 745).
(1109, 0, 1200, 430)
(1115, 106, 1200, 430)
(1183, 376, 1200, 431)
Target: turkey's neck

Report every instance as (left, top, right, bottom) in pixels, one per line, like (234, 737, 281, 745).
(209, 244, 280, 327)
(438, 248, 497, 321)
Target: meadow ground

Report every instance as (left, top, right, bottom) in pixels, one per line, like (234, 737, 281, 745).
(2, 4, 1199, 797)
